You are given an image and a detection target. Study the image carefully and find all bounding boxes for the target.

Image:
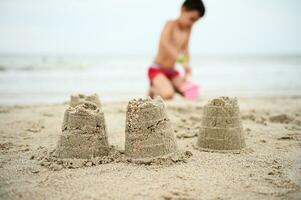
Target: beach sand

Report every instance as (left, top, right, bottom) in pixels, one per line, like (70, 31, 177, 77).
(0, 96, 300, 200)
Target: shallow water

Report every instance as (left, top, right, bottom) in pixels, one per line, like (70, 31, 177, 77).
(0, 55, 300, 105)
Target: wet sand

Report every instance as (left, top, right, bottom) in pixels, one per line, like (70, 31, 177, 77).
(0, 96, 300, 200)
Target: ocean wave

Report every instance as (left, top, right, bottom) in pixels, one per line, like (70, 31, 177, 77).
(0, 63, 87, 71)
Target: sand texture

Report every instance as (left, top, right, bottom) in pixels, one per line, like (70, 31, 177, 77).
(0, 97, 301, 199)
(197, 97, 246, 152)
(125, 97, 178, 161)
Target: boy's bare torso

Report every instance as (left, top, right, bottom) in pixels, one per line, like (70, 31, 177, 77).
(154, 20, 191, 69)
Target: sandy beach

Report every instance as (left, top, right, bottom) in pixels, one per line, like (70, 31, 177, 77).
(0, 96, 300, 200)
(1, 0, 301, 199)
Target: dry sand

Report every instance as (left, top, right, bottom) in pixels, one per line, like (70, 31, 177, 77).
(0, 96, 301, 200)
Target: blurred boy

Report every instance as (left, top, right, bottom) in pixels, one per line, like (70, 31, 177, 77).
(148, 0, 205, 100)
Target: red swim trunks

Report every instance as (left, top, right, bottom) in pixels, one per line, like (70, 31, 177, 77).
(148, 64, 180, 82)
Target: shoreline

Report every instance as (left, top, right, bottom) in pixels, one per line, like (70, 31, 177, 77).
(0, 95, 300, 107)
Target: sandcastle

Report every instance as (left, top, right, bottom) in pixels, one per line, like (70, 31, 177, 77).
(56, 94, 109, 159)
(196, 96, 246, 152)
(125, 97, 178, 160)
(70, 93, 101, 108)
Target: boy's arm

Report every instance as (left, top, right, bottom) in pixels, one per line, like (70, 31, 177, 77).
(159, 21, 179, 61)
(183, 29, 192, 78)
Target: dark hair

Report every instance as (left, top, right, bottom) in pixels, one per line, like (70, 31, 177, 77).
(182, 0, 206, 17)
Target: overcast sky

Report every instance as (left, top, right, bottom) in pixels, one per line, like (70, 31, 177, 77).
(0, 0, 300, 56)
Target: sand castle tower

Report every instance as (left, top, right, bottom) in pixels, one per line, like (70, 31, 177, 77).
(70, 93, 101, 108)
(56, 94, 109, 159)
(197, 97, 246, 152)
(125, 97, 178, 160)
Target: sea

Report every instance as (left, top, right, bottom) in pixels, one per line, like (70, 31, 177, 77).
(0, 54, 300, 105)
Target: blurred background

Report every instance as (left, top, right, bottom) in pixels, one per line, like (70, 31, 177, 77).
(0, 0, 300, 105)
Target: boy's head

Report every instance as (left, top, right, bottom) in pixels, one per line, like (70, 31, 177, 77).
(179, 0, 205, 28)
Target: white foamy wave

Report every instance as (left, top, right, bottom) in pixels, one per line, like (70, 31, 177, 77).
(0, 55, 89, 71)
